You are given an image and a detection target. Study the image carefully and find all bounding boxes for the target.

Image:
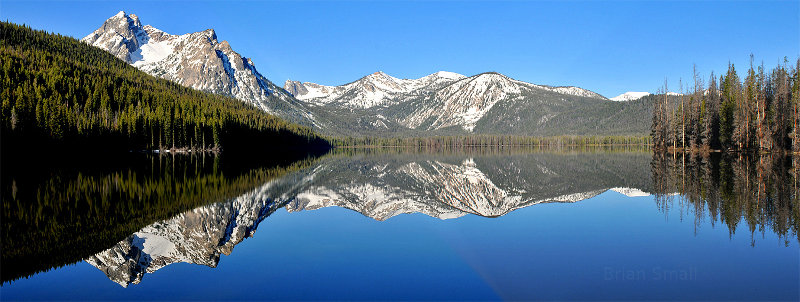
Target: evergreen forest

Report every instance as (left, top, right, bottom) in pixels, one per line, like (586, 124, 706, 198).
(0, 22, 330, 155)
(652, 57, 800, 153)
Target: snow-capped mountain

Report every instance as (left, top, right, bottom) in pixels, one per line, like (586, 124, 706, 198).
(80, 12, 652, 135)
(285, 71, 466, 108)
(82, 11, 315, 126)
(610, 91, 651, 102)
(398, 72, 607, 131)
(286, 71, 604, 111)
(285, 71, 644, 136)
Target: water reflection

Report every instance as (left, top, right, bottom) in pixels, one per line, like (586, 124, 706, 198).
(0, 152, 319, 284)
(86, 170, 312, 287)
(651, 153, 799, 246)
(2, 148, 798, 289)
(81, 149, 657, 286)
(286, 150, 653, 220)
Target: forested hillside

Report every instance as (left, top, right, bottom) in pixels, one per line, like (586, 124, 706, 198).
(0, 22, 330, 154)
(652, 58, 800, 152)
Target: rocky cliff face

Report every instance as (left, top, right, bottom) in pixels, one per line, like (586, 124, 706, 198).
(82, 11, 316, 126)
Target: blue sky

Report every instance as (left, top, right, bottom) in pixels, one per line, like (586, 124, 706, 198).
(2, 0, 798, 97)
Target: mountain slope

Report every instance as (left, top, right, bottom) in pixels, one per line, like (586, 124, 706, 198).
(0, 21, 329, 153)
(286, 71, 652, 137)
(82, 11, 316, 126)
(285, 71, 466, 108)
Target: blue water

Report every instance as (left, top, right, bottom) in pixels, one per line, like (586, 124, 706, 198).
(3, 190, 797, 301)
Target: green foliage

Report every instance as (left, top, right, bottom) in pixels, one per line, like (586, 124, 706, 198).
(652, 58, 800, 152)
(0, 22, 329, 152)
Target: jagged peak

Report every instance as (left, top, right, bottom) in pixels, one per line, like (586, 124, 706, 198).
(218, 40, 232, 51)
(201, 28, 217, 41)
(365, 71, 394, 80)
(106, 11, 141, 28)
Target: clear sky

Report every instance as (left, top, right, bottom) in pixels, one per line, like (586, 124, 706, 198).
(2, 0, 798, 98)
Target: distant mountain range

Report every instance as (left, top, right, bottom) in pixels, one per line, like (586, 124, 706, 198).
(83, 11, 655, 137)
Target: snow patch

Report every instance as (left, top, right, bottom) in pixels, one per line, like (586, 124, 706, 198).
(433, 71, 465, 80)
(130, 40, 174, 67)
(610, 91, 651, 102)
(609, 187, 651, 197)
(132, 233, 177, 257)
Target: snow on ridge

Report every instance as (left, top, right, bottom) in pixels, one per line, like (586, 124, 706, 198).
(549, 86, 605, 99)
(609, 187, 651, 197)
(83, 11, 317, 126)
(610, 91, 651, 102)
(431, 71, 465, 80)
(498, 75, 605, 99)
(286, 70, 467, 108)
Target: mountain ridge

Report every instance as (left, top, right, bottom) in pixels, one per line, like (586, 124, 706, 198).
(81, 11, 653, 137)
(284, 70, 653, 136)
(82, 11, 317, 127)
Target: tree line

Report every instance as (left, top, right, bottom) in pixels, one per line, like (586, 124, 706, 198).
(652, 56, 800, 152)
(0, 22, 330, 154)
(331, 135, 651, 148)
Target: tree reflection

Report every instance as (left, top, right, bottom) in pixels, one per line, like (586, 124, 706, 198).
(651, 152, 799, 245)
(1, 152, 320, 284)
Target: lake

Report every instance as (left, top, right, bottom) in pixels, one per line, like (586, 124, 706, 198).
(1, 148, 798, 301)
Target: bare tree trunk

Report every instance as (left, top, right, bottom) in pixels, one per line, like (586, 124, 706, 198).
(681, 78, 685, 151)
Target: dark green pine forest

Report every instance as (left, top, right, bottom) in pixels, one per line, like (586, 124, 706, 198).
(652, 58, 800, 153)
(0, 22, 330, 155)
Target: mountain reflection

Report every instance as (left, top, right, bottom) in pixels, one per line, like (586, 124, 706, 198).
(0, 152, 320, 284)
(87, 170, 313, 287)
(3, 149, 798, 287)
(85, 149, 657, 286)
(287, 150, 653, 220)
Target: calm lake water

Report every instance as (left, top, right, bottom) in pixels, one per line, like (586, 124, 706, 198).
(1, 149, 798, 301)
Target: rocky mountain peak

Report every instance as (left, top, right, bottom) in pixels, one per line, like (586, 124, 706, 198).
(82, 12, 317, 127)
(112, 11, 141, 27)
(284, 80, 308, 97)
(82, 11, 148, 63)
(202, 28, 217, 41)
